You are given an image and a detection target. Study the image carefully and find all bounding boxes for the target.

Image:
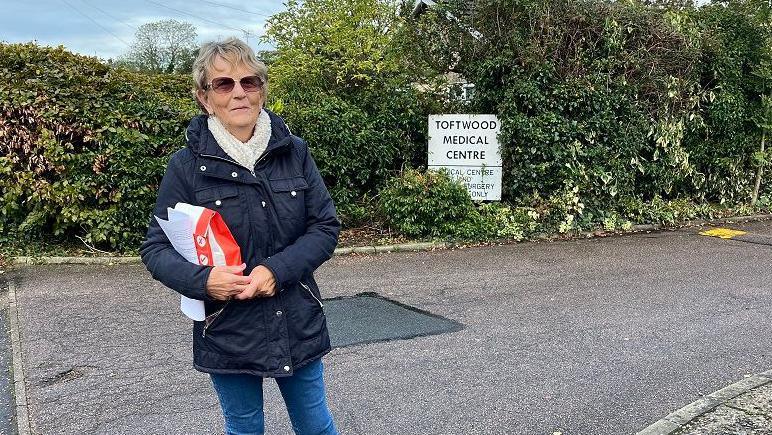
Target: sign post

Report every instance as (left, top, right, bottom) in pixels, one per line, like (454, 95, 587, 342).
(428, 114, 502, 201)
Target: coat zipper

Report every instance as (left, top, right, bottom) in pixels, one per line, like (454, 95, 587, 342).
(196, 153, 244, 339)
(299, 281, 324, 308)
(197, 142, 287, 337)
(200, 151, 266, 255)
(202, 299, 231, 337)
(196, 151, 271, 337)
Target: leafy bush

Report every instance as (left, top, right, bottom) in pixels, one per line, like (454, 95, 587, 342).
(379, 166, 770, 240)
(379, 169, 476, 237)
(379, 169, 539, 240)
(687, 2, 772, 202)
(474, 203, 538, 240)
(0, 43, 197, 252)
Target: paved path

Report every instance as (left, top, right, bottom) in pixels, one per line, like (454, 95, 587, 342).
(8, 221, 772, 434)
(0, 280, 15, 435)
(672, 374, 772, 434)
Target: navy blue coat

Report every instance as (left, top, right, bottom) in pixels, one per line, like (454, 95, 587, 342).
(140, 112, 340, 377)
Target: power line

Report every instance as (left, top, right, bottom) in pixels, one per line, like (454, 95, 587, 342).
(58, 0, 130, 47)
(196, 0, 274, 18)
(78, 0, 136, 32)
(142, 0, 258, 38)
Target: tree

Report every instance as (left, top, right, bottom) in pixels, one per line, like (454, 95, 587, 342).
(119, 19, 197, 74)
(265, 0, 406, 98)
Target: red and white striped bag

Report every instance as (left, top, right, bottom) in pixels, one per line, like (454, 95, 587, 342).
(156, 203, 243, 321)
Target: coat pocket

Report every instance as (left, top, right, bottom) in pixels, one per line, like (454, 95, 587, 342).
(195, 184, 240, 205)
(284, 281, 325, 343)
(194, 184, 247, 240)
(268, 176, 309, 222)
(202, 300, 230, 337)
(199, 300, 267, 358)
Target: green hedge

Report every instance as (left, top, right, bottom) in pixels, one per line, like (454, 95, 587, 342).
(0, 43, 197, 252)
(407, 0, 772, 225)
(0, 38, 438, 252)
(687, 1, 772, 203)
(2, 0, 771, 251)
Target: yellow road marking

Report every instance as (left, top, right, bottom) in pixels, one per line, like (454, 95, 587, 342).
(699, 228, 747, 239)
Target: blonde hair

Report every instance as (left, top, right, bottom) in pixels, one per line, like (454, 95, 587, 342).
(192, 37, 268, 112)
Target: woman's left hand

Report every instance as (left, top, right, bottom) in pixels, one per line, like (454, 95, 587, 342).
(235, 265, 276, 300)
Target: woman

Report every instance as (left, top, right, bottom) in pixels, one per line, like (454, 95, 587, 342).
(140, 37, 340, 435)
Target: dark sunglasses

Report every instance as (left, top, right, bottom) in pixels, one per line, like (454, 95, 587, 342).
(205, 75, 263, 94)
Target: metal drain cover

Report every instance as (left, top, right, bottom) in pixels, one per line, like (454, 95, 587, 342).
(323, 293, 464, 348)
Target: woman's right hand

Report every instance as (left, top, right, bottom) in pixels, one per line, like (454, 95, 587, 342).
(206, 264, 251, 300)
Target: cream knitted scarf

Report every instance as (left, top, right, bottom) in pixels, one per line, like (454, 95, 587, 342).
(208, 110, 272, 170)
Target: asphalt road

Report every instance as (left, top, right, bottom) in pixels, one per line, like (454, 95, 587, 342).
(9, 220, 772, 434)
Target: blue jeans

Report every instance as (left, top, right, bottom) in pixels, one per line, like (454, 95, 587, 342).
(210, 359, 338, 435)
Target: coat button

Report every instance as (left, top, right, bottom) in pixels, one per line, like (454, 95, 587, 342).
(215, 200, 222, 206)
(231, 172, 238, 178)
(291, 190, 297, 197)
(200, 165, 206, 172)
(283, 365, 290, 372)
(276, 310, 282, 316)
(261, 201, 266, 207)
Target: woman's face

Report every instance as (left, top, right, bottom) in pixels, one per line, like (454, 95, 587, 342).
(197, 56, 265, 142)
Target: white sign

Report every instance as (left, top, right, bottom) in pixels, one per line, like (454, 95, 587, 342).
(428, 114, 502, 201)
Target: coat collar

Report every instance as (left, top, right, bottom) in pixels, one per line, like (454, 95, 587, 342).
(185, 110, 294, 165)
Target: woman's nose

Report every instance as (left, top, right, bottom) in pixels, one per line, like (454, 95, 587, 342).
(232, 82, 248, 97)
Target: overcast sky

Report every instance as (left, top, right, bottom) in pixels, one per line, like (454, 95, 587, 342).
(0, 0, 285, 61)
(0, 0, 718, 62)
